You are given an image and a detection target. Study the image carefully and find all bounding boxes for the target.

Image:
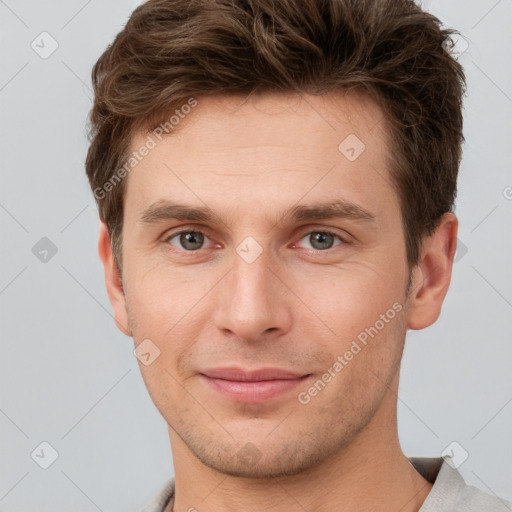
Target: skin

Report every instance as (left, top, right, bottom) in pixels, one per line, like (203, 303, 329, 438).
(98, 91, 458, 512)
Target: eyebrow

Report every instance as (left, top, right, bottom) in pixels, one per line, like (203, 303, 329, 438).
(139, 199, 376, 227)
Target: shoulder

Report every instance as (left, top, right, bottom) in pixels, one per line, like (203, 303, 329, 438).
(454, 482, 512, 511)
(410, 457, 512, 512)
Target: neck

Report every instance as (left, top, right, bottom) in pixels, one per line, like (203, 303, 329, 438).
(166, 374, 432, 512)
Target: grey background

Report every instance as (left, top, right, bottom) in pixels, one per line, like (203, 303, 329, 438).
(1, 0, 511, 510)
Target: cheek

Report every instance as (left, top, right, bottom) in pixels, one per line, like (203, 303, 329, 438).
(293, 263, 407, 399)
(125, 265, 210, 383)
(310, 301, 406, 421)
(293, 263, 405, 337)
(125, 260, 206, 335)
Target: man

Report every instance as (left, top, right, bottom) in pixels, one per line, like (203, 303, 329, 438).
(85, 0, 511, 510)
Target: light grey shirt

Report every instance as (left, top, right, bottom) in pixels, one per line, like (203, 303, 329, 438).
(140, 457, 511, 511)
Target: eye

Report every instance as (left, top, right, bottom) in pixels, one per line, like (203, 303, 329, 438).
(296, 230, 345, 251)
(166, 230, 212, 251)
(164, 228, 347, 254)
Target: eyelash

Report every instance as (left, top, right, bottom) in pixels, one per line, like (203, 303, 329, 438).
(163, 227, 348, 255)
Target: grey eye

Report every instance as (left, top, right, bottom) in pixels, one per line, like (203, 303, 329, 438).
(169, 231, 206, 251)
(299, 231, 342, 251)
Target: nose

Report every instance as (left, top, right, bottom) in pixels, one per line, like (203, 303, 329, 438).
(212, 244, 293, 343)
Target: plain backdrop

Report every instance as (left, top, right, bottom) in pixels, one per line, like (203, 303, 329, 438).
(1, 1, 511, 510)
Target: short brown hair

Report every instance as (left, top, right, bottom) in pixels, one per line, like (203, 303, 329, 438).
(85, 0, 466, 272)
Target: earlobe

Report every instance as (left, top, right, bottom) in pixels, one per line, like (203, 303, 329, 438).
(406, 213, 458, 330)
(98, 222, 132, 336)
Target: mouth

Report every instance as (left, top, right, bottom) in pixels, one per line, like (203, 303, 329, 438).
(200, 367, 312, 403)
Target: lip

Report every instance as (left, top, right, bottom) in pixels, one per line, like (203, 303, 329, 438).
(200, 367, 312, 403)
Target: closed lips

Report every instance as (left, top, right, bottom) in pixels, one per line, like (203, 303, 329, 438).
(201, 367, 310, 381)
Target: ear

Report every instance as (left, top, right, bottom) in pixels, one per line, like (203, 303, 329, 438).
(98, 222, 132, 336)
(407, 212, 458, 330)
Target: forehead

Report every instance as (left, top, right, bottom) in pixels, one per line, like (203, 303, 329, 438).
(124, 91, 395, 224)
(136, 90, 387, 151)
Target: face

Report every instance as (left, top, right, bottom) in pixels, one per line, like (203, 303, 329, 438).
(103, 91, 439, 478)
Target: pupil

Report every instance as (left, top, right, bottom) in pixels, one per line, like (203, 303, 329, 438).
(311, 232, 333, 250)
(181, 232, 203, 250)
